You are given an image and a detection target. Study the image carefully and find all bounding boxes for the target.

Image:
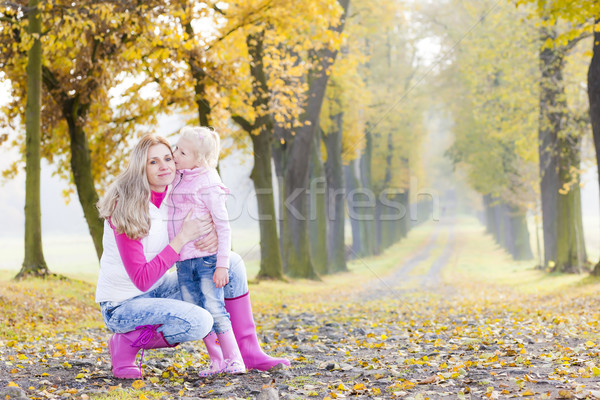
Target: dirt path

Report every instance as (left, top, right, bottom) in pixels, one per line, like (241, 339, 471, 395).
(364, 217, 456, 301)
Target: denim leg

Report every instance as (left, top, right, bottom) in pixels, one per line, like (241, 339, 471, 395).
(196, 256, 231, 333)
(224, 251, 249, 299)
(100, 288, 213, 344)
(176, 259, 204, 306)
(153, 271, 183, 301)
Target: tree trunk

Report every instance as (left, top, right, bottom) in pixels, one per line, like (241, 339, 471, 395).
(380, 132, 396, 251)
(277, 0, 350, 279)
(324, 113, 347, 272)
(359, 130, 378, 255)
(249, 131, 284, 280)
(41, 62, 104, 261)
(344, 159, 363, 258)
(483, 194, 494, 234)
(271, 128, 286, 267)
(17, 0, 49, 279)
(398, 191, 410, 239)
(492, 198, 505, 247)
(589, 22, 600, 275)
(377, 193, 399, 251)
(509, 206, 534, 261)
(556, 142, 586, 273)
(184, 21, 212, 126)
(63, 108, 103, 260)
(377, 199, 393, 250)
(539, 25, 587, 273)
(281, 134, 318, 279)
(500, 203, 515, 257)
(232, 31, 284, 280)
(309, 129, 329, 276)
(538, 26, 562, 268)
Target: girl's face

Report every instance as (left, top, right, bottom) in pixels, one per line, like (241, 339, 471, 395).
(173, 137, 200, 170)
(146, 143, 176, 192)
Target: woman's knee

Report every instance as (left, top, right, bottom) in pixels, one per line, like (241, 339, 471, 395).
(161, 303, 213, 342)
(224, 252, 248, 298)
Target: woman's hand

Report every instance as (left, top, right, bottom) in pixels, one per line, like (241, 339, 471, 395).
(170, 211, 209, 253)
(194, 222, 218, 254)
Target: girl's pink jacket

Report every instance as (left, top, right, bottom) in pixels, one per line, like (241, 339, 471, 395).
(167, 167, 231, 269)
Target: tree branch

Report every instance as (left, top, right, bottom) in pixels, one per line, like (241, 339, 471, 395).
(563, 30, 594, 53)
(205, 2, 273, 51)
(232, 115, 254, 133)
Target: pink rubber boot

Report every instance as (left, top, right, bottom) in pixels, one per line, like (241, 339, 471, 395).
(225, 293, 290, 371)
(199, 331, 225, 377)
(217, 330, 246, 374)
(108, 324, 177, 379)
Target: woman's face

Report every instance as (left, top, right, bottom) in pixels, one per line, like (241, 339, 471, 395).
(146, 143, 176, 192)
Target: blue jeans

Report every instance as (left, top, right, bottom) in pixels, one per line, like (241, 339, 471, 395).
(177, 255, 231, 334)
(100, 251, 249, 344)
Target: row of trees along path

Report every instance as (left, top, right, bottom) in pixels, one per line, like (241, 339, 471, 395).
(1, 0, 423, 281)
(3, 0, 600, 283)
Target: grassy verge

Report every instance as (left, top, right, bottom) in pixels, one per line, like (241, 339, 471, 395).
(0, 275, 101, 341)
(443, 216, 600, 296)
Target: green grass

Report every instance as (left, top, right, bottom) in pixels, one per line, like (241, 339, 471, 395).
(0, 235, 99, 281)
(0, 227, 263, 283)
(443, 216, 600, 296)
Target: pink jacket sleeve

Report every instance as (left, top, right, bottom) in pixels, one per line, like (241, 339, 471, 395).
(199, 187, 231, 269)
(112, 225, 180, 291)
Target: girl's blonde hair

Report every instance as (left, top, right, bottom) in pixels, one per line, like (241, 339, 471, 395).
(97, 134, 172, 239)
(179, 126, 221, 169)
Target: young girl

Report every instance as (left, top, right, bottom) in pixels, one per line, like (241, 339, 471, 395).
(167, 126, 245, 376)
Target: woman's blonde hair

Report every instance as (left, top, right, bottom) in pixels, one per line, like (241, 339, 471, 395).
(97, 134, 172, 240)
(179, 126, 221, 169)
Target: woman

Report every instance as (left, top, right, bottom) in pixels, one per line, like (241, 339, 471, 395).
(95, 134, 289, 379)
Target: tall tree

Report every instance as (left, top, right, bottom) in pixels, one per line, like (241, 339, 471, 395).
(231, 30, 286, 280)
(309, 128, 330, 275)
(590, 23, 600, 273)
(17, 0, 49, 278)
(428, 0, 538, 260)
(514, 0, 599, 272)
(225, 1, 342, 279)
(1, 1, 172, 260)
(538, 21, 588, 272)
(358, 2, 423, 254)
(272, 0, 349, 279)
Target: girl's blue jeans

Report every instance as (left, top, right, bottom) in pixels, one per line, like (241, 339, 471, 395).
(176, 254, 230, 334)
(99, 251, 248, 345)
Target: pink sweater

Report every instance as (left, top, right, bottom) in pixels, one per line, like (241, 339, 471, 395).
(111, 189, 179, 291)
(167, 167, 231, 268)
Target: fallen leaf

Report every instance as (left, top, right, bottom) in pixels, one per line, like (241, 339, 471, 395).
(557, 390, 574, 399)
(419, 375, 438, 384)
(132, 380, 145, 390)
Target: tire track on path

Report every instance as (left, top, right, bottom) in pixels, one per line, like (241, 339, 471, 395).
(361, 217, 457, 300)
